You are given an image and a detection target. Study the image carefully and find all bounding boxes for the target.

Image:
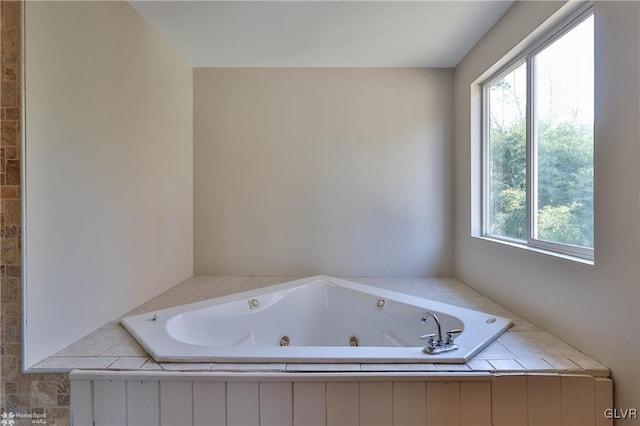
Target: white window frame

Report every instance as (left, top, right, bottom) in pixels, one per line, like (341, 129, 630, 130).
(480, 4, 594, 262)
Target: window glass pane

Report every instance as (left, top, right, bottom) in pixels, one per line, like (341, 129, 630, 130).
(534, 16, 594, 248)
(486, 62, 527, 240)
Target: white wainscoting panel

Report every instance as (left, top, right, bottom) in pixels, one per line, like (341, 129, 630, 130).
(193, 382, 226, 426)
(359, 382, 393, 426)
(561, 375, 596, 426)
(595, 378, 614, 426)
(492, 375, 528, 425)
(293, 382, 326, 426)
(260, 382, 293, 426)
(70, 371, 612, 426)
(227, 382, 260, 426)
(93, 380, 126, 426)
(160, 381, 193, 426)
(126, 380, 159, 426)
(69, 379, 93, 426)
(326, 382, 360, 426)
(528, 375, 562, 425)
(427, 381, 460, 425)
(393, 381, 427, 425)
(460, 381, 491, 425)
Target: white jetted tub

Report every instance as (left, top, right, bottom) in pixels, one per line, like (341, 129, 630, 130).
(121, 276, 511, 363)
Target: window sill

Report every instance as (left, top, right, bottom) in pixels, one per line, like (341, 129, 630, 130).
(472, 235, 594, 266)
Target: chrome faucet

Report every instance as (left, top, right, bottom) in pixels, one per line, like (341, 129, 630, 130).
(420, 312, 462, 355)
(420, 312, 442, 347)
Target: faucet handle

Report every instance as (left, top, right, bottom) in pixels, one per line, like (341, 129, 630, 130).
(446, 329, 462, 344)
(420, 333, 438, 348)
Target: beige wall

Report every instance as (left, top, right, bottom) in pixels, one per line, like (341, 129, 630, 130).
(24, 1, 194, 367)
(194, 68, 453, 277)
(454, 0, 640, 413)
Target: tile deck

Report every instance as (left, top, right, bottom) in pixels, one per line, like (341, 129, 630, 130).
(32, 276, 609, 377)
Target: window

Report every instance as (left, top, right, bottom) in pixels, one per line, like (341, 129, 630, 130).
(482, 8, 594, 260)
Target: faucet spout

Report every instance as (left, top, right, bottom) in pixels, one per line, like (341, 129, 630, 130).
(421, 312, 443, 345)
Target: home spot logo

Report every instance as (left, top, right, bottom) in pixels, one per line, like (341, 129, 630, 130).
(0, 412, 15, 426)
(0, 412, 46, 425)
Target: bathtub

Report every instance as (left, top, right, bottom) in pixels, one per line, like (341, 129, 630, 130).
(121, 276, 511, 363)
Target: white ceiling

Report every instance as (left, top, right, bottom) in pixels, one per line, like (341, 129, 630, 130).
(129, 1, 514, 68)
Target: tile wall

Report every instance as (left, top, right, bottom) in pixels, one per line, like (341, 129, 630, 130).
(0, 1, 70, 424)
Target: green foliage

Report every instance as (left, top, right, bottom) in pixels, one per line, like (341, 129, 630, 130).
(538, 203, 589, 246)
(537, 120, 593, 247)
(488, 116, 593, 248)
(488, 114, 526, 241)
(490, 187, 526, 240)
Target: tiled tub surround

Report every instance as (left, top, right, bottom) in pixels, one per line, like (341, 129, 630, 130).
(43, 277, 612, 425)
(58, 277, 612, 426)
(33, 276, 609, 376)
